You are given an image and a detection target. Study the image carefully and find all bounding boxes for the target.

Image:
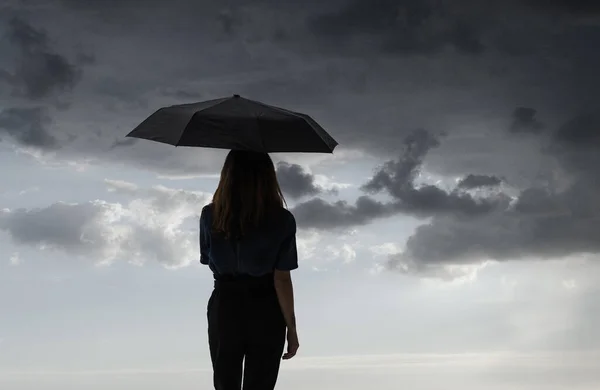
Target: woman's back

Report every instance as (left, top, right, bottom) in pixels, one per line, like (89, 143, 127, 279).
(200, 203, 298, 276)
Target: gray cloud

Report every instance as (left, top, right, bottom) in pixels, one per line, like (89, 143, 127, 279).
(554, 113, 600, 149)
(0, 107, 57, 148)
(292, 129, 508, 229)
(512, 187, 570, 215)
(523, 0, 600, 15)
(0, 202, 106, 253)
(457, 174, 503, 189)
(0, 0, 598, 276)
(543, 112, 600, 183)
(217, 8, 241, 37)
(388, 111, 600, 274)
(0, 15, 93, 149)
(276, 162, 324, 199)
(362, 128, 441, 195)
(308, 0, 485, 56)
(292, 196, 392, 230)
(0, 0, 596, 182)
(2, 16, 84, 100)
(394, 185, 506, 217)
(361, 129, 505, 217)
(510, 107, 544, 134)
(390, 186, 600, 273)
(0, 180, 211, 267)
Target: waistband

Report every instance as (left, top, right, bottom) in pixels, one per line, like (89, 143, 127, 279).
(213, 273, 275, 289)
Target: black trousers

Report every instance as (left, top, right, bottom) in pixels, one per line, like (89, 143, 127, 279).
(207, 274, 287, 390)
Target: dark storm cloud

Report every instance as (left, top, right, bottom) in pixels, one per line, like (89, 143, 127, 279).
(0, 0, 597, 281)
(395, 185, 506, 217)
(292, 129, 507, 229)
(548, 112, 600, 182)
(240, 63, 370, 106)
(512, 187, 567, 215)
(1, 1, 599, 221)
(523, 0, 600, 15)
(0, 0, 595, 182)
(1, 16, 84, 100)
(362, 128, 441, 194)
(457, 174, 503, 189)
(0, 107, 57, 148)
(92, 77, 149, 107)
(0, 15, 91, 148)
(308, 0, 486, 56)
(361, 129, 505, 216)
(292, 196, 392, 230)
(554, 113, 600, 148)
(387, 110, 600, 274)
(390, 185, 600, 273)
(217, 9, 240, 36)
(510, 107, 544, 134)
(276, 162, 324, 199)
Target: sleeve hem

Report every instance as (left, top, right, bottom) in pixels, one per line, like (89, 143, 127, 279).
(274, 263, 298, 271)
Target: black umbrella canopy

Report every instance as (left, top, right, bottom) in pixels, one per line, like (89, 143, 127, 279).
(126, 94, 338, 153)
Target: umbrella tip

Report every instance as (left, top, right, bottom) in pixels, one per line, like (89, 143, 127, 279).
(233, 94, 240, 98)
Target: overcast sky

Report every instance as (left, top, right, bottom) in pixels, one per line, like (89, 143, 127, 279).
(1, 1, 600, 389)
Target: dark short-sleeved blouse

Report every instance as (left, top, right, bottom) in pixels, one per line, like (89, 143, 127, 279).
(199, 203, 298, 276)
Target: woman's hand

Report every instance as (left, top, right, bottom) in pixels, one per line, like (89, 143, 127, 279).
(282, 328, 299, 360)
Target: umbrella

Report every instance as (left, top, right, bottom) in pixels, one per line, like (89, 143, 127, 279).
(125, 94, 338, 153)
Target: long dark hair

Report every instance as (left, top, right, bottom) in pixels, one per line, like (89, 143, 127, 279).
(212, 150, 286, 239)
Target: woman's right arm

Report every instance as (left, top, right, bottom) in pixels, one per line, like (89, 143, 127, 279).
(274, 212, 300, 359)
(274, 269, 299, 359)
(274, 270, 297, 330)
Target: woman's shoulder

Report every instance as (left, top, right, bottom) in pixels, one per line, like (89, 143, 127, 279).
(265, 206, 295, 228)
(281, 207, 295, 220)
(279, 207, 296, 229)
(201, 203, 214, 219)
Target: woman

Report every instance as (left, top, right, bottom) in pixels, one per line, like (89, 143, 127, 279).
(200, 149, 300, 390)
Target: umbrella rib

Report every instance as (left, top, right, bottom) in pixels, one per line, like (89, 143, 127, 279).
(255, 114, 268, 153)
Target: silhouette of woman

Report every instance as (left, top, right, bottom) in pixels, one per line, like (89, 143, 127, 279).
(200, 150, 300, 390)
